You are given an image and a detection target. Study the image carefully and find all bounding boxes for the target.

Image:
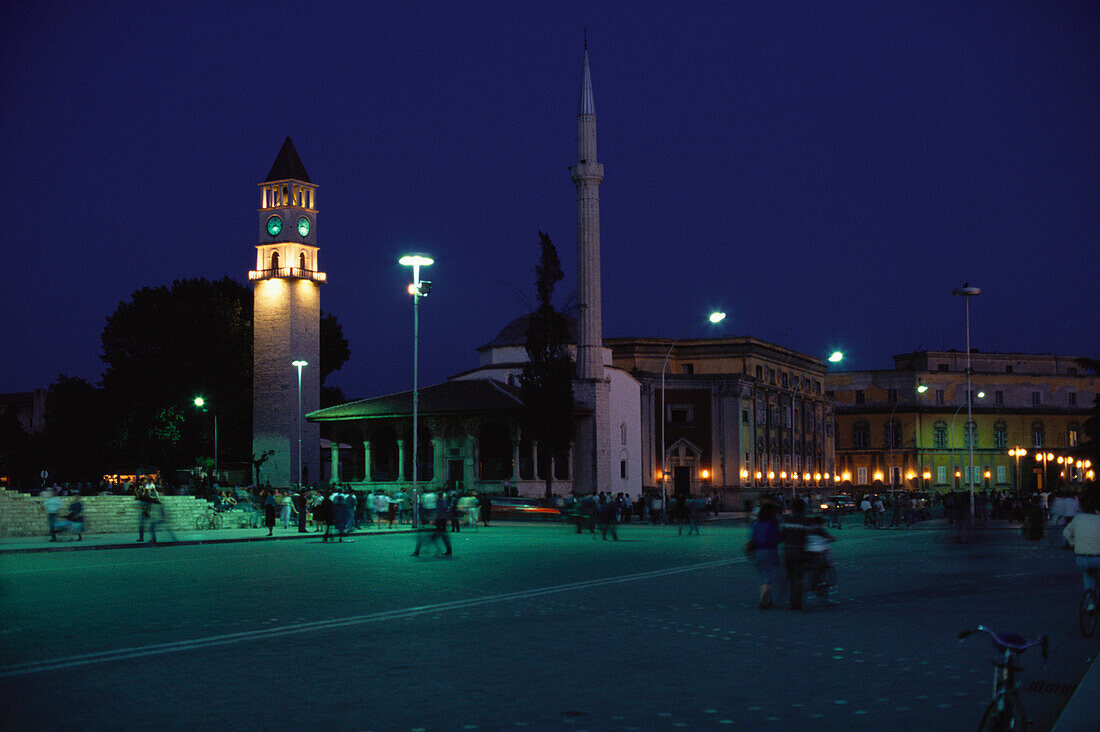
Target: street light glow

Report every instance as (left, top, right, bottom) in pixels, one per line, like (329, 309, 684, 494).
(398, 254, 434, 267)
(828, 351, 844, 363)
(916, 384, 928, 394)
(292, 360, 308, 368)
(193, 396, 204, 407)
(708, 311, 726, 324)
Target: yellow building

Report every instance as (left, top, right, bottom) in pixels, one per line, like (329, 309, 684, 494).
(828, 351, 1096, 494)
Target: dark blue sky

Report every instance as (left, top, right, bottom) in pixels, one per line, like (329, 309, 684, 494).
(3, 2, 1097, 399)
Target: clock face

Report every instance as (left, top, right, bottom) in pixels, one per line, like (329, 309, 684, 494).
(297, 216, 311, 237)
(266, 215, 283, 237)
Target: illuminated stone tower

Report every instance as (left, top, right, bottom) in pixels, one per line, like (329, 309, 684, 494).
(570, 48, 611, 493)
(250, 137, 325, 487)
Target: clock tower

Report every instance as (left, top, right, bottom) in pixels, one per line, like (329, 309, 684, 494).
(249, 137, 325, 488)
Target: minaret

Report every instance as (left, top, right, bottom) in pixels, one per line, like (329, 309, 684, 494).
(570, 46, 611, 494)
(250, 137, 324, 487)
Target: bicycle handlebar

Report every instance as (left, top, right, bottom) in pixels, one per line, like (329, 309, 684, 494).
(958, 625, 1047, 658)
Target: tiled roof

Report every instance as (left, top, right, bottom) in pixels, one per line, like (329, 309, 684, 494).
(306, 379, 524, 422)
(265, 136, 311, 183)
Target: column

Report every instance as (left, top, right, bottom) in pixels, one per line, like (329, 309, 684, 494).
(397, 439, 406, 482)
(363, 441, 372, 483)
(512, 429, 520, 482)
(330, 442, 340, 484)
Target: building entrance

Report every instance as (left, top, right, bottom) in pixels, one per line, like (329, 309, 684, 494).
(674, 466, 691, 497)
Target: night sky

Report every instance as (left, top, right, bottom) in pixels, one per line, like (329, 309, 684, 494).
(3, 2, 1097, 401)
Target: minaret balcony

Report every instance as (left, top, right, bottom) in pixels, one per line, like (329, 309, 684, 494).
(248, 267, 327, 283)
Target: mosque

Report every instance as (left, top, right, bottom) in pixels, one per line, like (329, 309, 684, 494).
(251, 49, 837, 505)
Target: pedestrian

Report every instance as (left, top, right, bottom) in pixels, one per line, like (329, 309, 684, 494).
(319, 491, 335, 542)
(345, 489, 358, 532)
(1063, 492, 1100, 606)
(748, 502, 781, 609)
(264, 490, 277, 536)
(861, 495, 873, 527)
(685, 497, 702, 535)
(478, 491, 491, 526)
(42, 489, 62, 541)
(874, 496, 886, 528)
(414, 491, 452, 556)
(781, 498, 812, 610)
(804, 515, 837, 605)
(136, 486, 156, 542)
(279, 490, 292, 529)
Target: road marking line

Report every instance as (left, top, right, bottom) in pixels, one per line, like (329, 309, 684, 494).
(0, 556, 746, 678)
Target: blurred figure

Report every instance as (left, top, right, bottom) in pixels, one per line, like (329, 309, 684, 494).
(413, 490, 452, 557)
(42, 489, 61, 541)
(279, 490, 292, 529)
(781, 498, 811, 610)
(319, 491, 335, 542)
(750, 502, 781, 609)
(263, 490, 277, 536)
(345, 489, 358, 532)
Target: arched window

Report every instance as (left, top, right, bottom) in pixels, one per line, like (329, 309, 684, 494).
(299, 251, 306, 270)
(620, 422, 627, 446)
(270, 251, 280, 270)
(1068, 421, 1080, 447)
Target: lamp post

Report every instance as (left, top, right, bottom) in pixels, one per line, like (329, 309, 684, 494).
(1007, 447, 1027, 494)
(192, 396, 218, 487)
(953, 284, 981, 522)
(660, 311, 725, 523)
(1036, 451, 1054, 493)
(949, 391, 983, 499)
(292, 359, 308, 533)
(788, 350, 843, 502)
(400, 254, 433, 528)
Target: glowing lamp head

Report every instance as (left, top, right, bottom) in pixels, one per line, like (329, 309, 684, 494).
(827, 351, 844, 363)
(193, 397, 205, 408)
(708, 311, 726, 324)
(700, 469, 710, 480)
(977, 391, 985, 399)
(916, 384, 928, 394)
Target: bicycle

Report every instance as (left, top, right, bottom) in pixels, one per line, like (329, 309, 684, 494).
(194, 508, 223, 531)
(958, 625, 1046, 731)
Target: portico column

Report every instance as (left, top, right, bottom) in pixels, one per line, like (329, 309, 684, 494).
(330, 442, 340, 484)
(532, 441, 540, 480)
(432, 437, 444, 488)
(512, 428, 520, 482)
(397, 439, 406, 482)
(363, 440, 372, 482)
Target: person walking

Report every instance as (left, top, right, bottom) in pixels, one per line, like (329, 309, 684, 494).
(278, 490, 292, 529)
(263, 490, 277, 536)
(43, 489, 62, 541)
(319, 491, 335, 542)
(749, 502, 781, 609)
(1063, 492, 1100, 608)
(781, 498, 812, 610)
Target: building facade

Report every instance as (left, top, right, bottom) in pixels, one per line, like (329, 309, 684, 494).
(249, 138, 324, 487)
(829, 351, 1096, 494)
(607, 336, 837, 506)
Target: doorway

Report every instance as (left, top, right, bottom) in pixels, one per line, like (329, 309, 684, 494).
(674, 466, 691, 498)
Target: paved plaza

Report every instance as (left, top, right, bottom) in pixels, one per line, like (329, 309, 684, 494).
(1, 518, 1096, 730)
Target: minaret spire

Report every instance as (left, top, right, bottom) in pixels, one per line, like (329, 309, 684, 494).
(569, 40, 610, 495)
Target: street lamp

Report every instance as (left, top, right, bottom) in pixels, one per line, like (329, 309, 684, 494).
(655, 310, 726, 521)
(949, 392, 984, 497)
(1007, 447, 1027, 494)
(292, 359, 308, 533)
(192, 396, 218, 487)
(400, 254, 433, 528)
(953, 283, 981, 521)
(1036, 451, 1054, 493)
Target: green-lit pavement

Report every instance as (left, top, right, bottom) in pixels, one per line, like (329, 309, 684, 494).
(1, 521, 1096, 730)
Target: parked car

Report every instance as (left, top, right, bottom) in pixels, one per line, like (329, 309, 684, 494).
(822, 493, 858, 513)
(488, 496, 562, 521)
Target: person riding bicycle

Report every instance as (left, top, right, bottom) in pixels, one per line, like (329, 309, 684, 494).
(1063, 491, 1100, 611)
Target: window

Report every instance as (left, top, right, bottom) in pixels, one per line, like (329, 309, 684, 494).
(993, 421, 1008, 448)
(938, 364, 949, 372)
(934, 421, 948, 448)
(825, 390, 835, 400)
(1006, 365, 1013, 374)
(668, 404, 693, 424)
(1067, 367, 1077, 375)
(271, 251, 280, 269)
(995, 391, 1004, 406)
(855, 390, 866, 405)
(756, 402, 766, 425)
(620, 460, 627, 479)
(742, 410, 749, 425)
(620, 422, 627, 446)
(1031, 421, 1045, 448)
(884, 419, 902, 448)
(964, 421, 978, 448)
(681, 364, 694, 375)
(936, 389, 945, 405)
(853, 421, 870, 449)
(1069, 392, 1077, 406)
(936, 465, 947, 485)
(1032, 392, 1041, 405)
(996, 465, 1007, 484)
(299, 251, 306, 270)
(888, 388, 898, 403)
(785, 407, 792, 428)
(1068, 424, 1079, 447)
(782, 372, 789, 388)
(755, 365, 763, 380)
(857, 467, 868, 485)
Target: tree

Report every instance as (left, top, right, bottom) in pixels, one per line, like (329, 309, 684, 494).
(320, 312, 351, 407)
(42, 375, 108, 483)
(0, 405, 34, 490)
(1076, 357, 1100, 466)
(520, 232, 576, 499)
(99, 277, 351, 483)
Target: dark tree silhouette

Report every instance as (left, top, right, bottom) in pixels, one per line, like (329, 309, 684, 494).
(520, 232, 576, 499)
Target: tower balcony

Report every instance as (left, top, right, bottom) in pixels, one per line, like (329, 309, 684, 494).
(248, 267, 327, 283)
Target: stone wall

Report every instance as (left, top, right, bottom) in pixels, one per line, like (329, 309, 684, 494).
(0, 490, 258, 537)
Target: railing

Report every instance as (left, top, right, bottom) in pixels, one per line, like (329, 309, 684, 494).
(248, 267, 327, 283)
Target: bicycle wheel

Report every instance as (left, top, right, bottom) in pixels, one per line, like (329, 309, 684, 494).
(1080, 589, 1098, 637)
(194, 515, 208, 531)
(212, 512, 223, 530)
(978, 696, 1028, 731)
